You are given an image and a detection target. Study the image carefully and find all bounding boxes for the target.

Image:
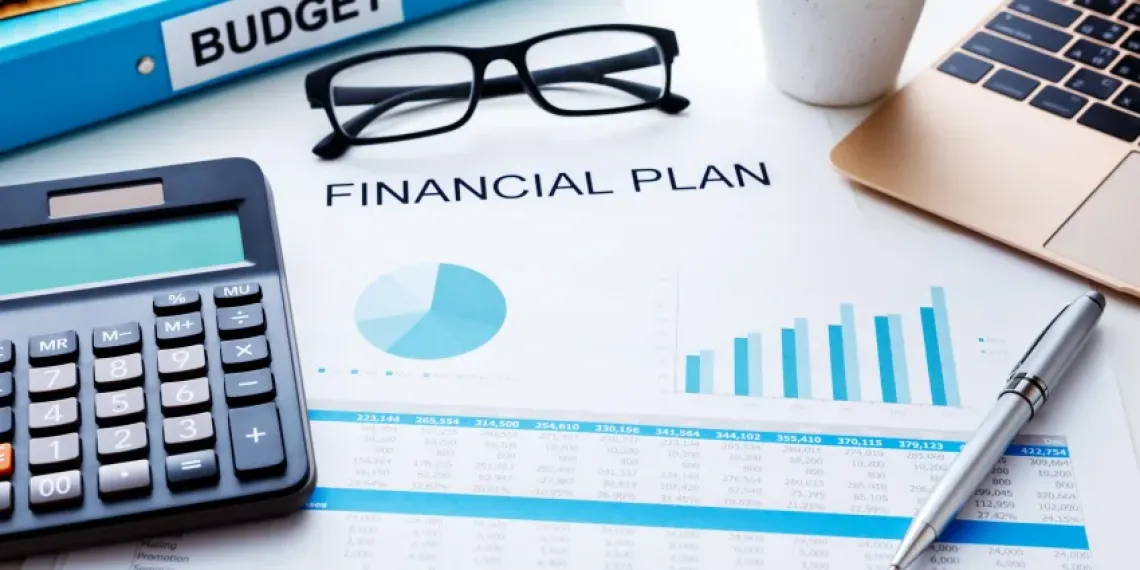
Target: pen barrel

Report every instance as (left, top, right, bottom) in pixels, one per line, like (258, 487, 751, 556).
(1013, 294, 1103, 398)
(922, 396, 1033, 531)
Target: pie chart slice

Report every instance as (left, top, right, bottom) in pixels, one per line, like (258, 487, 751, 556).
(355, 264, 507, 359)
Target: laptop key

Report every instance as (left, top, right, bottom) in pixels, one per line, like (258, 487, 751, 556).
(1032, 86, 1090, 118)
(986, 12, 1074, 52)
(1125, 31, 1140, 55)
(1066, 68, 1124, 99)
(1115, 85, 1140, 114)
(1065, 39, 1121, 69)
(1073, 0, 1126, 16)
(1077, 15, 1127, 44)
(1111, 55, 1140, 81)
(1121, 4, 1140, 24)
(938, 52, 994, 83)
(1009, 0, 1082, 27)
(1078, 103, 1140, 141)
(984, 69, 1041, 100)
(964, 32, 1075, 82)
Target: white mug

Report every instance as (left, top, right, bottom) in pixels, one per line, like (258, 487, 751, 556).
(757, 0, 927, 107)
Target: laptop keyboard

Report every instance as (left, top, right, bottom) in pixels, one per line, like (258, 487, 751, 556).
(938, 0, 1140, 143)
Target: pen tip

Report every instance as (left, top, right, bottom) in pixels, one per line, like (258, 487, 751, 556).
(1085, 291, 1106, 309)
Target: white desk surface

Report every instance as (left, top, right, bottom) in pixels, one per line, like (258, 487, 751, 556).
(1, 0, 1139, 463)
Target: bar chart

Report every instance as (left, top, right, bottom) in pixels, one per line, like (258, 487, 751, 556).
(683, 287, 961, 407)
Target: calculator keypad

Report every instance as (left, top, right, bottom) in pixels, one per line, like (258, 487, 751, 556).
(0, 279, 293, 526)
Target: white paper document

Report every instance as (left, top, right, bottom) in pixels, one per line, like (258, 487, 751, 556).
(25, 144, 1140, 570)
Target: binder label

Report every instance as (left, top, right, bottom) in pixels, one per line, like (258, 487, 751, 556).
(162, 0, 405, 90)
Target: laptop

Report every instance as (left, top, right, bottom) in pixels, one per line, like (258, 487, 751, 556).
(831, 0, 1140, 299)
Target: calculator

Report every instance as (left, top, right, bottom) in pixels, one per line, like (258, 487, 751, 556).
(0, 158, 315, 559)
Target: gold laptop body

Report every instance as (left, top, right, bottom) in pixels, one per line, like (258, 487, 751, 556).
(832, 0, 1140, 297)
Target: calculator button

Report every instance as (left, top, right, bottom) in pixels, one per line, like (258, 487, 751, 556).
(0, 481, 10, 518)
(229, 403, 285, 478)
(217, 304, 266, 340)
(28, 398, 79, 436)
(163, 412, 215, 451)
(29, 433, 81, 473)
(94, 354, 144, 390)
(28, 363, 79, 400)
(0, 408, 11, 443)
(28, 331, 79, 367)
(153, 290, 201, 316)
(161, 378, 211, 415)
(98, 459, 151, 499)
(225, 369, 276, 406)
(0, 444, 11, 479)
(29, 470, 82, 510)
(0, 372, 12, 405)
(221, 337, 270, 372)
(0, 340, 12, 372)
(95, 387, 147, 426)
(157, 345, 207, 380)
(166, 450, 219, 490)
(156, 313, 205, 348)
(215, 282, 261, 307)
(97, 423, 149, 462)
(92, 322, 142, 357)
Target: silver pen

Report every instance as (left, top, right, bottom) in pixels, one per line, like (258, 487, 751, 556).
(889, 291, 1105, 570)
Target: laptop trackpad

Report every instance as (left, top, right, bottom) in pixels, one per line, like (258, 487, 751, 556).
(1047, 152, 1140, 288)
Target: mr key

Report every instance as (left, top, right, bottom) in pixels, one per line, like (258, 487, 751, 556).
(0, 159, 315, 559)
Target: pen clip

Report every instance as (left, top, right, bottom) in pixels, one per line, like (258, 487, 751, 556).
(1008, 304, 1069, 377)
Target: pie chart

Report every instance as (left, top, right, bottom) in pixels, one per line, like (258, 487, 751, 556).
(354, 263, 508, 360)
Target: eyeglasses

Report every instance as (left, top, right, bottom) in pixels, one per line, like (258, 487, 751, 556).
(304, 24, 689, 159)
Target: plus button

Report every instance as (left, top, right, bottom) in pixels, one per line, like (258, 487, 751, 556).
(245, 427, 266, 444)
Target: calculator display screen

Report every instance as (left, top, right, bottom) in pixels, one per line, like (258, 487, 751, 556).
(0, 211, 246, 296)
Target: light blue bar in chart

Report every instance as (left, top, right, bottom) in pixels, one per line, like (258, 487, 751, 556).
(699, 350, 714, 395)
(931, 287, 960, 406)
(888, 315, 911, 404)
(840, 304, 860, 401)
(747, 333, 763, 397)
(794, 318, 811, 399)
(734, 338, 749, 397)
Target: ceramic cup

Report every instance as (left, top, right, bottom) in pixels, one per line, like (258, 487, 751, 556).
(757, 0, 927, 107)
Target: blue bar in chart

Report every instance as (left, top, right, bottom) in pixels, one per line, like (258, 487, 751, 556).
(829, 325, 848, 401)
(685, 355, 701, 394)
(840, 304, 860, 401)
(874, 317, 896, 404)
(794, 318, 811, 399)
(734, 338, 749, 396)
(931, 287, 960, 406)
(921, 307, 948, 406)
(782, 328, 798, 398)
(748, 333, 763, 397)
(888, 315, 911, 404)
(699, 350, 714, 395)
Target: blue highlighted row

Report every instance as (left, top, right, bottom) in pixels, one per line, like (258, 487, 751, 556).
(304, 488, 1089, 550)
(307, 410, 1071, 458)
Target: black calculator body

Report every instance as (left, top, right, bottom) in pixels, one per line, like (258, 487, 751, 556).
(0, 158, 315, 559)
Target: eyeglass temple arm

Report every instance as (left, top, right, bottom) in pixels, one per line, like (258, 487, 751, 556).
(328, 47, 690, 119)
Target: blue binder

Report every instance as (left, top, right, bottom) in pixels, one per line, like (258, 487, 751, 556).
(0, 0, 480, 154)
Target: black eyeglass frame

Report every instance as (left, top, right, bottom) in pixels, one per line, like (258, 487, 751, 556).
(304, 24, 684, 150)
